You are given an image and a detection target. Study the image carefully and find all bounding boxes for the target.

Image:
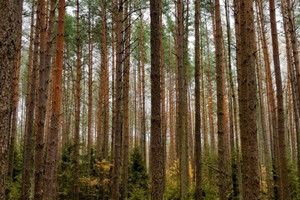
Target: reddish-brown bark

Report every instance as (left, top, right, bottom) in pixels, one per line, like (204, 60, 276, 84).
(43, 0, 65, 198)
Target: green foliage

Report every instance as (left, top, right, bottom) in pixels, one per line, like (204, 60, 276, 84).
(287, 156, 300, 200)
(164, 160, 180, 200)
(128, 147, 149, 200)
(79, 159, 112, 200)
(5, 147, 23, 200)
(58, 142, 76, 199)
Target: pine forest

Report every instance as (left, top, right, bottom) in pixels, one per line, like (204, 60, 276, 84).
(1, 0, 300, 199)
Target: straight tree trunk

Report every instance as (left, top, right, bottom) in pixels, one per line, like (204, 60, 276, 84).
(256, 23, 271, 198)
(43, 0, 65, 198)
(101, 0, 109, 160)
(111, 0, 123, 199)
(150, 0, 163, 199)
(194, 0, 202, 198)
(256, 1, 281, 197)
(34, 0, 56, 198)
(74, 1, 81, 199)
(286, 0, 300, 117)
(168, 35, 175, 167)
(0, 1, 22, 198)
(21, 1, 40, 198)
(140, 10, 146, 160)
(8, 0, 24, 181)
(281, 0, 296, 164)
(205, 24, 215, 153)
(233, 1, 243, 195)
(159, 0, 166, 190)
(87, 3, 93, 171)
(214, 0, 230, 198)
(269, 0, 289, 198)
(110, 0, 116, 163)
(285, 0, 300, 187)
(238, 1, 260, 199)
(176, 0, 188, 198)
(122, 0, 131, 198)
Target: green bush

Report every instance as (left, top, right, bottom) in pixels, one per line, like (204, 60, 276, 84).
(128, 147, 149, 200)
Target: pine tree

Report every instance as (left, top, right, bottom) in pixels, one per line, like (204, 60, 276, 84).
(43, 0, 65, 198)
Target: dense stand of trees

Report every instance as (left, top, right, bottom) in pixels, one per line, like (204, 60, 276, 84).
(0, 0, 300, 199)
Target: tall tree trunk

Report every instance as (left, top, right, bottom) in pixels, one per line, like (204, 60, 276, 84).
(238, 1, 260, 199)
(34, 0, 56, 198)
(215, 0, 230, 198)
(205, 24, 215, 153)
(176, 0, 188, 198)
(111, 0, 116, 163)
(122, 0, 131, 198)
(256, 1, 281, 197)
(87, 2, 93, 171)
(285, 0, 300, 187)
(194, 0, 202, 198)
(281, 0, 296, 164)
(140, 10, 146, 160)
(255, 23, 271, 198)
(150, 0, 163, 199)
(269, 0, 289, 198)
(21, 1, 40, 198)
(286, 0, 300, 117)
(159, 0, 166, 190)
(233, 1, 243, 194)
(74, 1, 81, 199)
(101, 0, 109, 161)
(0, 0, 22, 198)
(111, 0, 123, 199)
(43, 0, 65, 198)
(8, 0, 24, 181)
(168, 35, 175, 167)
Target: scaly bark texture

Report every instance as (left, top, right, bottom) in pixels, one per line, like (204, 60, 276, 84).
(0, 1, 20, 198)
(194, 0, 202, 198)
(21, 1, 40, 198)
(87, 2, 93, 171)
(34, 0, 56, 198)
(111, 0, 123, 199)
(269, 0, 289, 198)
(74, 1, 81, 199)
(159, 0, 166, 190)
(176, 0, 189, 198)
(101, 0, 109, 160)
(206, 24, 215, 153)
(150, 0, 163, 199)
(8, 0, 24, 181)
(140, 10, 146, 160)
(43, 0, 65, 198)
(238, 1, 260, 199)
(122, 0, 131, 198)
(168, 36, 175, 167)
(215, 0, 230, 199)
